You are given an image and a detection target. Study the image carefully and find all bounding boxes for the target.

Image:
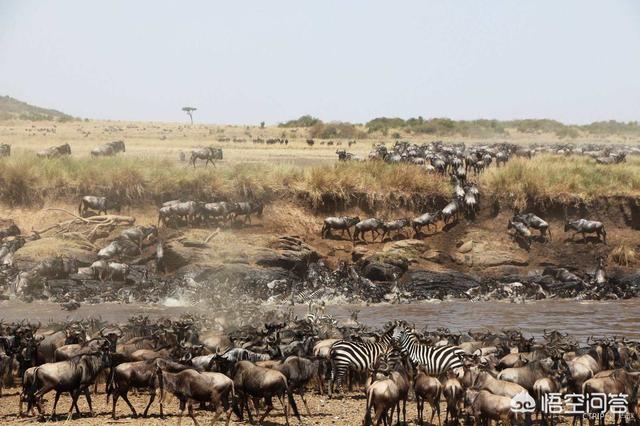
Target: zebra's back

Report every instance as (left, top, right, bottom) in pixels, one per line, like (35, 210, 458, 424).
(329, 340, 387, 372)
(412, 345, 465, 375)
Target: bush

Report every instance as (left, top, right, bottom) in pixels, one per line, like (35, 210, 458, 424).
(309, 122, 366, 139)
(279, 115, 322, 128)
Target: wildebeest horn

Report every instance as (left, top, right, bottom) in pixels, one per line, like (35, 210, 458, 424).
(99, 327, 107, 336)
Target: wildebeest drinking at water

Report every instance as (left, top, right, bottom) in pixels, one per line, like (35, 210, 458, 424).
(564, 219, 607, 244)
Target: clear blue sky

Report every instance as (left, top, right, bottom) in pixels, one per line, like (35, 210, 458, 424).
(1, 1, 639, 125)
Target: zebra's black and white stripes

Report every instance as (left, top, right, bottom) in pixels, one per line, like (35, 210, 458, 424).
(393, 326, 465, 376)
(328, 324, 397, 396)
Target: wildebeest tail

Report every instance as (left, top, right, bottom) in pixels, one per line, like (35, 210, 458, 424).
(22, 367, 39, 406)
(105, 367, 116, 403)
(320, 223, 327, 237)
(78, 199, 84, 215)
(364, 386, 374, 426)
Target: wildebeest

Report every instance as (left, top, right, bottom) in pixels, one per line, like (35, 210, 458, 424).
(581, 368, 640, 425)
(321, 216, 360, 240)
(158, 201, 200, 227)
(414, 368, 442, 426)
(78, 196, 117, 216)
(380, 219, 409, 241)
(495, 151, 509, 167)
(28, 346, 110, 420)
(336, 149, 361, 161)
(508, 219, 532, 249)
(256, 356, 322, 416)
(564, 219, 607, 244)
(233, 201, 264, 224)
(36, 326, 86, 365)
(111, 358, 190, 419)
(37, 143, 71, 158)
(411, 212, 438, 236)
(200, 201, 237, 224)
(364, 373, 401, 426)
(443, 372, 464, 425)
(463, 189, 478, 217)
(464, 388, 515, 425)
(0, 143, 10, 157)
(440, 200, 460, 225)
(595, 152, 626, 164)
(353, 218, 384, 242)
(231, 360, 301, 425)
(157, 364, 235, 425)
(120, 225, 157, 250)
(190, 146, 223, 168)
(90, 140, 126, 156)
(513, 213, 551, 241)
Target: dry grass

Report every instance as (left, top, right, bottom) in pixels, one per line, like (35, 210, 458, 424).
(2, 120, 640, 212)
(609, 243, 637, 266)
(481, 154, 640, 209)
(0, 152, 450, 210)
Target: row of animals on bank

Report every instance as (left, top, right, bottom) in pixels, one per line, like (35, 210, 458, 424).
(322, 210, 607, 247)
(1, 139, 633, 168)
(0, 141, 224, 167)
(158, 199, 263, 228)
(335, 140, 633, 172)
(76, 196, 263, 229)
(0, 315, 638, 425)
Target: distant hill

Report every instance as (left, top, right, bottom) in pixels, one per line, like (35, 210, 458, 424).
(0, 95, 75, 121)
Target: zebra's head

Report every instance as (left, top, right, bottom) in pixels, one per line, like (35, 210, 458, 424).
(391, 321, 411, 341)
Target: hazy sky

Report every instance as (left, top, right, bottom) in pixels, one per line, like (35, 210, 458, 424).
(1, 1, 639, 124)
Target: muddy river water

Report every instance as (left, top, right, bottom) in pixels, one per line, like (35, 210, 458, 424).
(1, 299, 638, 340)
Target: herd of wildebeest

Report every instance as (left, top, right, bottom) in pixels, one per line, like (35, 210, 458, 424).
(13, 137, 612, 250)
(0, 138, 638, 425)
(0, 312, 639, 425)
(327, 140, 614, 249)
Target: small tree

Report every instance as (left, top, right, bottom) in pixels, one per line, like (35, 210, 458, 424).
(182, 107, 197, 125)
(260, 121, 265, 129)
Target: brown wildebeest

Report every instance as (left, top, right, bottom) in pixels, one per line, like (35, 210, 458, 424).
(231, 360, 301, 425)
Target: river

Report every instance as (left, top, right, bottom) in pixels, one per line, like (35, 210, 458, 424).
(1, 299, 637, 340)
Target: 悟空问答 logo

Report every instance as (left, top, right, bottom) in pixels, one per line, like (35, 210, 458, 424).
(510, 390, 536, 413)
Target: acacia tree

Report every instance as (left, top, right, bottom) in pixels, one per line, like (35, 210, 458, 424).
(182, 107, 197, 125)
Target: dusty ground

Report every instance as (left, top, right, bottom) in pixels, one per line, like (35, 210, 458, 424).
(0, 385, 592, 425)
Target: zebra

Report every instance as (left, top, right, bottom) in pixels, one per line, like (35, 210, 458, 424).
(392, 324, 465, 377)
(328, 322, 398, 397)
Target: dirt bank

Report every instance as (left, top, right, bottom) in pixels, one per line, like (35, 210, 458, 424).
(2, 195, 640, 306)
